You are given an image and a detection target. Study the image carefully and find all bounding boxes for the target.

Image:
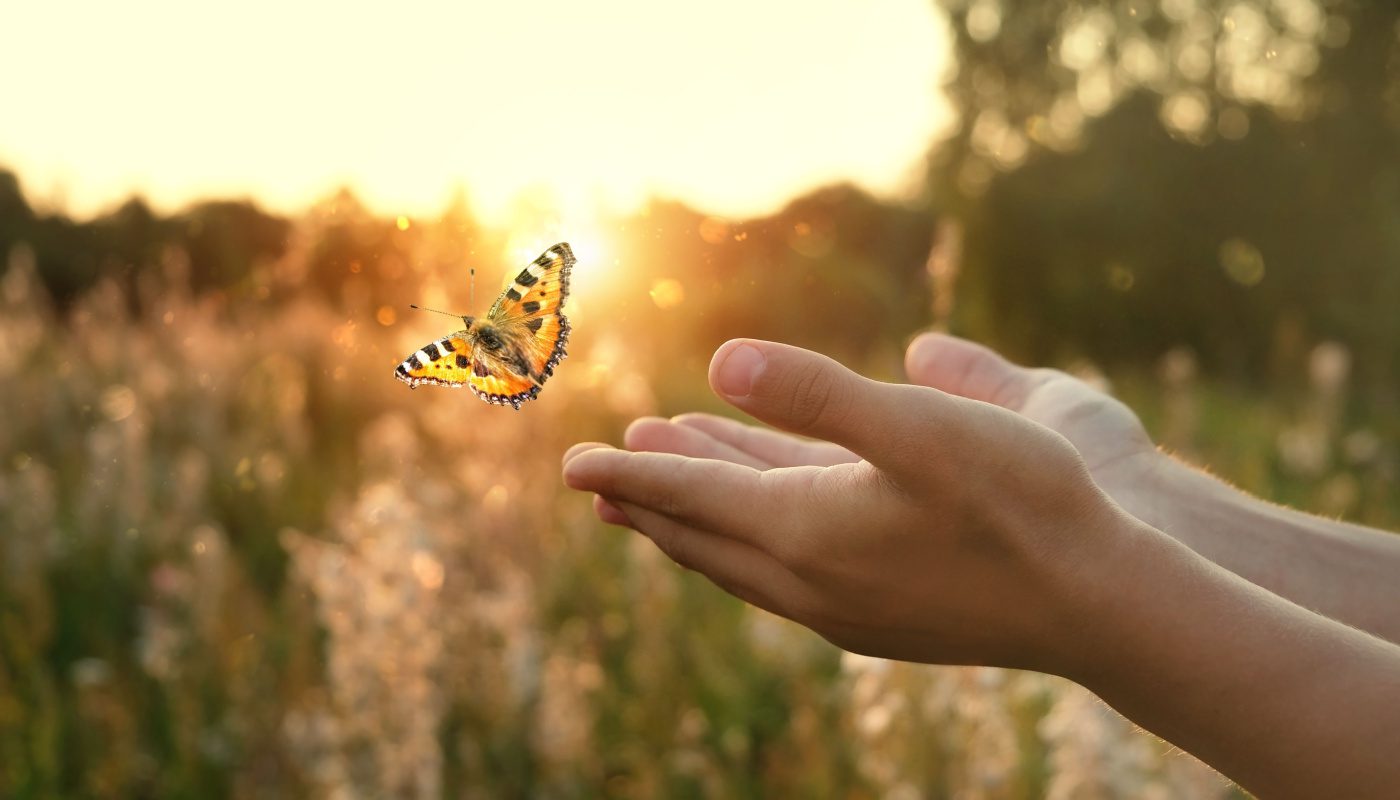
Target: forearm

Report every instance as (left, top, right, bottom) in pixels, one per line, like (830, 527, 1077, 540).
(1140, 457, 1400, 645)
(1066, 518, 1400, 798)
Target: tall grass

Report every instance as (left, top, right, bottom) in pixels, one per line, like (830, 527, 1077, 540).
(0, 226, 1394, 798)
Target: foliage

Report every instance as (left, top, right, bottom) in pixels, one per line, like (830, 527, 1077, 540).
(932, 0, 1400, 391)
(0, 173, 289, 309)
(0, 166, 1395, 796)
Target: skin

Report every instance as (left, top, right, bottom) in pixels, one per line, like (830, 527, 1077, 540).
(561, 335, 1400, 798)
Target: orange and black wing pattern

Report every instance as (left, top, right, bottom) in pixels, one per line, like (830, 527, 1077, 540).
(464, 338, 544, 408)
(471, 242, 573, 408)
(394, 332, 476, 388)
(487, 242, 573, 327)
(393, 243, 574, 410)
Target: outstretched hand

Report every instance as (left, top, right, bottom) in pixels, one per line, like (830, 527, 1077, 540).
(564, 335, 1400, 798)
(562, 338, 1141, 675)
(904, 334, 1172, 526)
(628, 333, 1169, 528)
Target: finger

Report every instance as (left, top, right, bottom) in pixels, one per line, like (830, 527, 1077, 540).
(614, 500, 816, 619)
(671, 412, 857, 468)
(562, 448, 786, 548)
(594, 494, 632, 526)
(708, 338, 961, 475)
(563, 441, 613, 466)
(904, 333, 1051, 411)
(624, 416, 773, 470)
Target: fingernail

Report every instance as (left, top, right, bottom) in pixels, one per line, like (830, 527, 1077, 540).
(907, 332, 938, 362)
(716, 343, 765, 397)
(908, 344, 936, 377)
(562, 442, 611, 468)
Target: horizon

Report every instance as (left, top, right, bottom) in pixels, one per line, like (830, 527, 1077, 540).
(0, 160, 929, 226)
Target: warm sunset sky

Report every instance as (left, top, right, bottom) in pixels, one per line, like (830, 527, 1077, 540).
(2, 1, 953, 224)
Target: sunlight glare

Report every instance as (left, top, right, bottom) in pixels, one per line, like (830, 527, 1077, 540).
(0, 1, 953, 223)
(500, 186, 618, 302)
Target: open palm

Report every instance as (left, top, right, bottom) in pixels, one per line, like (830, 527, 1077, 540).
(624, 334, 1170, 530)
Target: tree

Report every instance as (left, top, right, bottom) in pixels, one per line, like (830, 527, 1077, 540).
(930, 0, 1400, 387)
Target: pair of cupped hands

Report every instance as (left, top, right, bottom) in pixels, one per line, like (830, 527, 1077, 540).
(562, 335, 1167, 679)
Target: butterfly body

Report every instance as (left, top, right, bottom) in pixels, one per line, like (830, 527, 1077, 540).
(395, 243, 573, 409)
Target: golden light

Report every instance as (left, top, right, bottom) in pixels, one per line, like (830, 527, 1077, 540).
(562, 235, 618, 300)
(498, 185, 620, 302)
(649, 279, 685, 309)
(0, 1, 953, 224)
(698, 217, 730, 245)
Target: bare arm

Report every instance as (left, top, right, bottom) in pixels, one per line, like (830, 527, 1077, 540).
(565, 338, 1400, 797)
(1142, 457, 1400, 645)
(1077, 518, 1400, 799)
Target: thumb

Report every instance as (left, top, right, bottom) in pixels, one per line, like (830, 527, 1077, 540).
(709, 339, 951, 472)
(904, 332, 1045, 411)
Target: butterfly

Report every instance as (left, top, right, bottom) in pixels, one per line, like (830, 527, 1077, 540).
(394, 242, 573, 409)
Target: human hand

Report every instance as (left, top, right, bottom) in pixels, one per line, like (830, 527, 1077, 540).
(569, 338, 1400, 799)
(903, 334, 1178, 529)
(628, 333, 1178, 533)
(562, 339, 1143, 675)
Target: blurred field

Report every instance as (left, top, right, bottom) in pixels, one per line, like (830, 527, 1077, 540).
(6, 2, 1400, 796)
(0, 178, 1395, 799)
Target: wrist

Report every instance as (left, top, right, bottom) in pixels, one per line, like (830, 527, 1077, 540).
(1127, 454, 1250, 541)
(1030, 501, 1176, 680)
(1050, 513, 1178, 685)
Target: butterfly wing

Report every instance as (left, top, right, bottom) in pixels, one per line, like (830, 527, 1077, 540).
(488, 242, 572, 325)
(464, 338, 544, 409)
(465, 242, 573, 408)
(394, 332, 476, 388)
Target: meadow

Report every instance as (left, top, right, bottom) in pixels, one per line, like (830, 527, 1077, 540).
(1, 185, 1394, 799)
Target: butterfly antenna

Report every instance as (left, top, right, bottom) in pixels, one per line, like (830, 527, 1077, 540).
(409, 304, 468, 319)
(470, 268, 476, 312)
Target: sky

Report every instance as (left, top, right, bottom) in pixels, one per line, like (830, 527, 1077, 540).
(1, 1, 954, 225)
